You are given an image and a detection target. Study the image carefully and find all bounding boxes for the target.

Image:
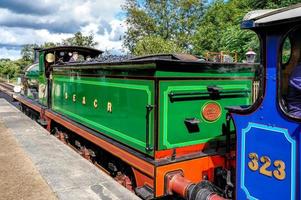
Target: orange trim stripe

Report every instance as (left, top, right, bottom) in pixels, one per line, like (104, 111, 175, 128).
(15, 95, 42, 113)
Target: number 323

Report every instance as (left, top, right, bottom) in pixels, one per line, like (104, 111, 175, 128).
(248, 153, 286, 180)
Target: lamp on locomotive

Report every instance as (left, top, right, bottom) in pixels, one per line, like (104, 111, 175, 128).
(245, 48, 256, 63)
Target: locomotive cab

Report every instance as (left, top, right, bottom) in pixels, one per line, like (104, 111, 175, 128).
(35, 46, 102, 106)
(22, 46, 102, 104)
(228, 4, 301, 200)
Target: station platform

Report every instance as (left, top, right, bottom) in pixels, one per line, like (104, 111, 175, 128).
(0, 98, 140, 200)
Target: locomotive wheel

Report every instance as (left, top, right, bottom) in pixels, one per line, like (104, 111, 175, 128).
(114, 171, 133, 191)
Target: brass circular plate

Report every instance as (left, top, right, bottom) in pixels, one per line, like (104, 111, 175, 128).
(201, 102, 222, 122)
(45, 53, 55, 63)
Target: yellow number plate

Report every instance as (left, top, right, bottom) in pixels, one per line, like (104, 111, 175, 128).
(247, 152, 286, 180)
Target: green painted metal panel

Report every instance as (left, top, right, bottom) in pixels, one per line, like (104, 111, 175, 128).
(155, 71, 255, 78)
(50, 62, 257, 154)
(52, 75, 155, 155)
(38, 52, 47, 106)
(158, 79, 253, 149)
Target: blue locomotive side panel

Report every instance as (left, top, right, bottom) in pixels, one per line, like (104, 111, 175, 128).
(237, 122, 296, 200)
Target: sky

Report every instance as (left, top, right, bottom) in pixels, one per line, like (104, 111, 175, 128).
(0, 0, 127, 60)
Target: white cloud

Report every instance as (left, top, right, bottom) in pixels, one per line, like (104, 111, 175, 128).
(0, 0, 128, 59)
(80, 23, 100, 35)
(0, 26, 73, 45)
(0, 47, 20, 60)
(109, 20, 127, 41)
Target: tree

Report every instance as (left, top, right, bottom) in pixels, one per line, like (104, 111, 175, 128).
(41, 42, 58, 48)
(133, 36, 184, 55)
(192, 0, 260, 61)
(21, 44, 39, 62)
(62, 32, 98, 47)
(0, 60, 21, 79)
(220, 26, 259, 61)
(193, 0, 300, 61)
(123, 0, 300, 59)
(14, 59, 32, 71)
(123, 0, 207, 53)
(248, 0, 301, 9)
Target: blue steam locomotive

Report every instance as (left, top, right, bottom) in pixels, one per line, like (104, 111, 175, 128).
(229, 4, 301, 200)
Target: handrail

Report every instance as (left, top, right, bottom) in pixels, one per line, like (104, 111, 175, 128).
(145, 105, 154, 151)
(169, 88, 251, 102)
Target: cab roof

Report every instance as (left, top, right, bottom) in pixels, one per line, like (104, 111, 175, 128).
(241, 3, 301, 29)
(39, 46, 103, 58)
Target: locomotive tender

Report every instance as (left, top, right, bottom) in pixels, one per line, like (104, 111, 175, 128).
(18, 45, 258, 199)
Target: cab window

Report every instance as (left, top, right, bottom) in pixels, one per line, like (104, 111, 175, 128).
(280, 27, 301, 118)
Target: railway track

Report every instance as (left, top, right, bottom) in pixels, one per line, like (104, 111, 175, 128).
(0, 82, 14, 92)
(0, 81, 15, 97)
(0, 81, 19, 107)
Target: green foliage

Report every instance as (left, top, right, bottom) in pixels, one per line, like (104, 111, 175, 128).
(192, 0, 258, 61)
(124, 0, 300, 60)
(220, 26, 259, 61)
(62, 32, 98, 47)
(133, 36, 184, 55)
(0, 58, 33, 80)
(194, 0, 300, 61)
(14, 59, 32, 70)
(21, 44, 39, 61)
(0, 60, 21, 79)
(123, 0, 206, 54)
(282, 37, 292, 64)
(248, 0, 301, 9)
(42, 42, 58, 48)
